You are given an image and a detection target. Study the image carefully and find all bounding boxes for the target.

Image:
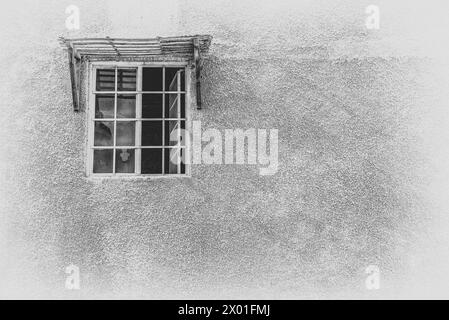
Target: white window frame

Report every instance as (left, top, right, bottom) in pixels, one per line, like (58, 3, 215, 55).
(86, 61, 191, 178)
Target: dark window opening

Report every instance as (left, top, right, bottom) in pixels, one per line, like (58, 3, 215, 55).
(92, 66, 186, 175)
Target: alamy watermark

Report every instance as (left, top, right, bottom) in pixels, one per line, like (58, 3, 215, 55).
(65, 5, 80, 30)
(168, 121, 279, 176)
(65, 264, 80, 290)
(365, 265, 380, 290)
(365, 5, 380, 30)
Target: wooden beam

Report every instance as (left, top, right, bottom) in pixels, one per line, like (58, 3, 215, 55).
(106, 36, 121, 58)
(67, 47, 80, 112)
(59, 35, 213, 111)
(193, 37, 202, 109)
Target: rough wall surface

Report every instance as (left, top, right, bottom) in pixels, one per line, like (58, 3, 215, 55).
(1, 0, 449, 298)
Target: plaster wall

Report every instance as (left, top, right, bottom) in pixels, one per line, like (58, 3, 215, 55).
(1, 0, 449, 298)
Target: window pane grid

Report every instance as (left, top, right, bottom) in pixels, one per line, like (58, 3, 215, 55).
(162, 67, 165, 174)
(94, 118, 186, 121)
(93, 66, 186, 176)
(93, 146, 186, 149)
(177, 71, 181, 174)
(93, 91, 186, 94)
(136, 66, 142, 174)
(112, 67, 118, 174)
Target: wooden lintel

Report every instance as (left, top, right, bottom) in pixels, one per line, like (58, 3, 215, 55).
(67, 46, 80, 112)
(106, 36, 121, 59)
(60, 35, 213, 112)
(193, 37, 202, 109)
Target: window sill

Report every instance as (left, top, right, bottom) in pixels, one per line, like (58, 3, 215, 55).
(86, 174, 191, 181)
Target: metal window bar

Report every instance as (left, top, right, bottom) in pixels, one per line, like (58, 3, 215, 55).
(162, 67, 165, 175)
(113, 67, 118, 174)
(177, 70, 181, 174)
(92, 65, 187, 176)
(136, 66, 143, 174)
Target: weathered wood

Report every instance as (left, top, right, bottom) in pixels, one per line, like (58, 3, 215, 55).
(106, 37, 121, 58)
(60, 35, 211, 47)
(72, 41, 161, 47)
(60, 35, 212, 112)
(88, 57, 189, 63)
(77, 49, 163, 54)
(60, 36, 212, 60)
(67, 47, 79, 112)
(77, 52, 163, 57)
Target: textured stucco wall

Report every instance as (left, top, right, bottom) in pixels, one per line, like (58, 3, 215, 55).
(1, 0, 449, 298)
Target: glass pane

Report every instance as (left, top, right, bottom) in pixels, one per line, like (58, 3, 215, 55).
(142, 94, 162, 118)
(142, 68, 162, 91)
(165, 94, 185, 118)
(180, 94, 185, 119)
(94, 121, 114, 146)
(117, 95, 136, 118)
(142, 121, 162, 146)
(117, 69, 137, 91)
(165, 94, 178, 118)
(141, 149, 162, 174)
(164, 148, 180, 174)
(93, 149, 113, 173)
(115, 148, 135, 173)
(95, 95, 115, 118)
(165, 121, 179, 146)
(165, 68, 185, 91)
(180, 148, 186, 174)
(165, 121, 185, 146)
(96, 69, 115, 91)
(116, 121, 135, 146)
(181, 93, 186, 118)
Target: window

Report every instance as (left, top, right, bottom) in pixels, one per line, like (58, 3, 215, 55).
(60, 35, 212, 177)
(89, 64, 187, 176)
